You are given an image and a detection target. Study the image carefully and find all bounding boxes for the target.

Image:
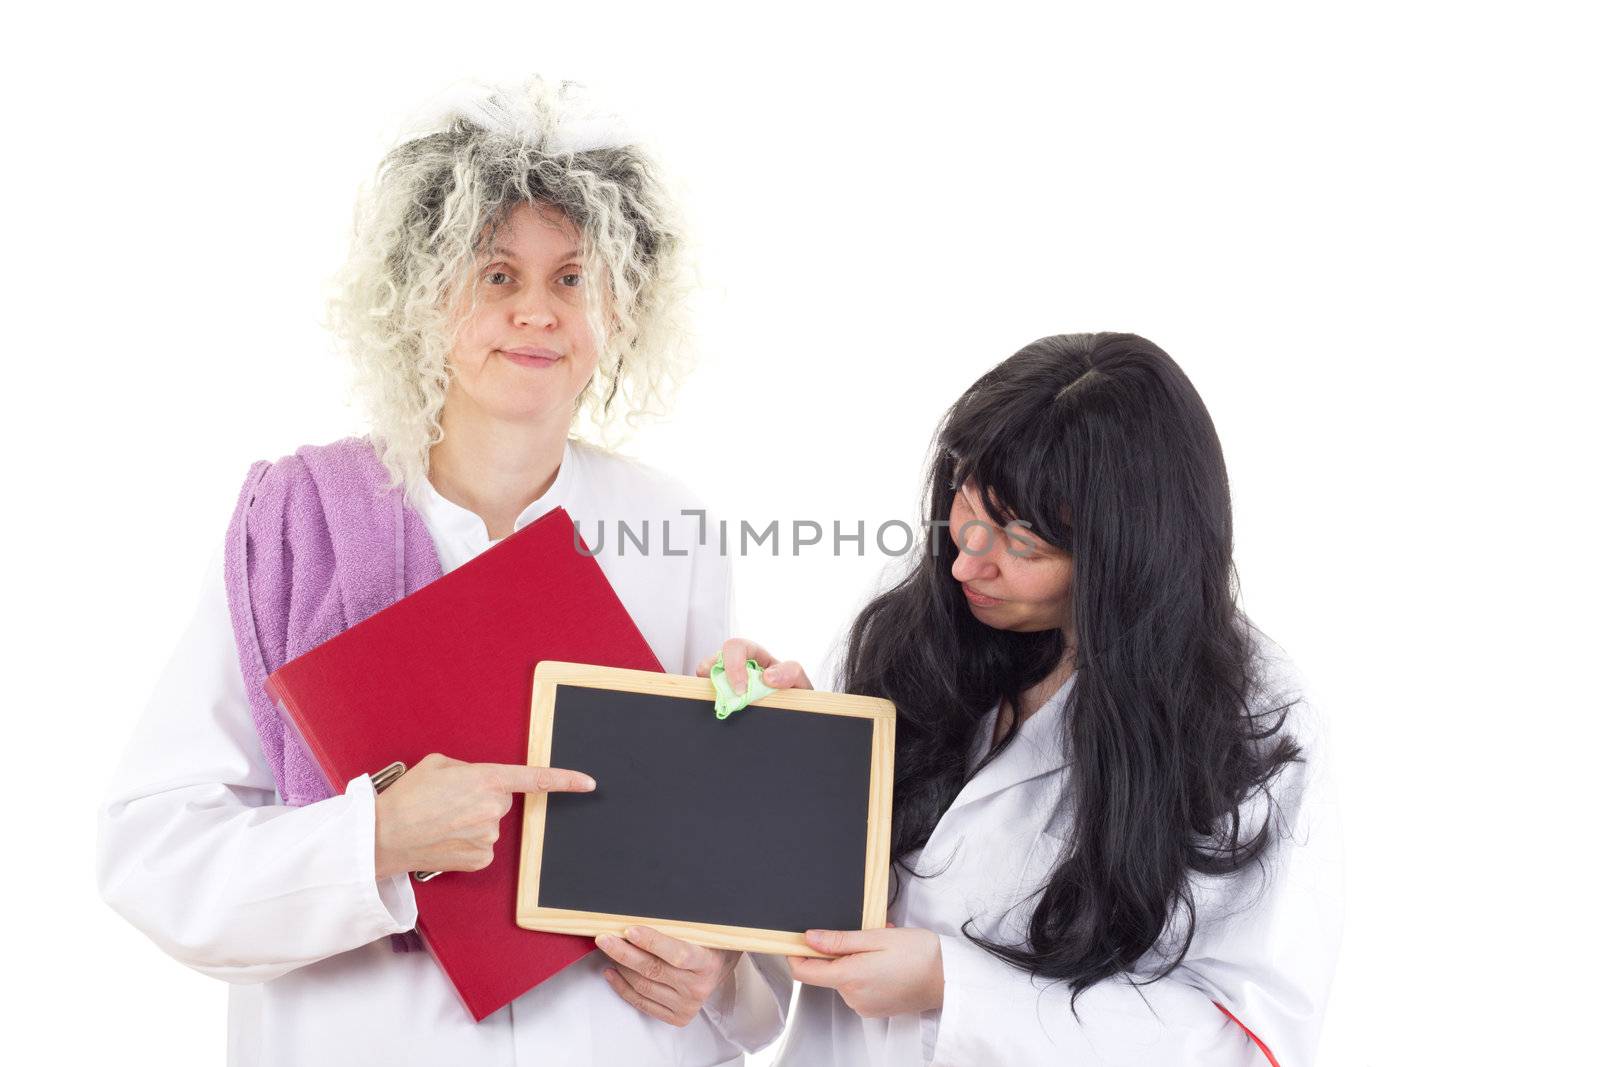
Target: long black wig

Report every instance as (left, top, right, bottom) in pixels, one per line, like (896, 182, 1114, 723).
(841, 332, 1301, 999)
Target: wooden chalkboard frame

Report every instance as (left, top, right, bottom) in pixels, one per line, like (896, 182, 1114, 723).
(515, 661, 896, 957)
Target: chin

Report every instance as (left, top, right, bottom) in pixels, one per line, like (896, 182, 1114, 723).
(488, 388, 579, 421)
(967, 605, 1012, 628)
(970, 608, 1046, 634)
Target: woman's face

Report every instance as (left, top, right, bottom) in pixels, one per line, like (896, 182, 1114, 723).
(443, 201, 600, 426)
(948, 479, 1074, 633)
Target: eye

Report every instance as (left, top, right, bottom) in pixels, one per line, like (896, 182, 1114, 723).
(1003, 522, 1046, 559)
(484, 269, 514, 286)
(557, 272, 583, 288)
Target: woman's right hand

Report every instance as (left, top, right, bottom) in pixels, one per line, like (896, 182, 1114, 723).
(695, 637, 814, 693)
(372, 752, 596, 879)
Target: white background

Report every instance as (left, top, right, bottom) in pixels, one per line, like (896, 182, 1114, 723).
(5, 2, 1595, 1063)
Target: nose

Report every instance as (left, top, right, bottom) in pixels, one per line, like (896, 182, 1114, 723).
(949, 521, 1000, 582)
(513, 287, 559, 330)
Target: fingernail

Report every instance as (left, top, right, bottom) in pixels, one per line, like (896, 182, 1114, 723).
(580, 775, 597, 790)
(763, 668, 779, 682)
(623, 927, 638, 940)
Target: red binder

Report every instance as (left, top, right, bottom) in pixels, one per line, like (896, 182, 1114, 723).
(264, 507, 664, 1021)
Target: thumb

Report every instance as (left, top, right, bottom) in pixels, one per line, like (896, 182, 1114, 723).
(483, 764, 597, 794)
(761, 661, 814, 691)
(804, 928, 883, 956)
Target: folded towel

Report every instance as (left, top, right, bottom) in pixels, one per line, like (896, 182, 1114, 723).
(224, 435, 444, 952)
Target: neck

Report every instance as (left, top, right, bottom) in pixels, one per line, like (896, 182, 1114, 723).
(1020, 650, 1076, 721)
(997, 633, 1077, 744)
(427, 391, 570, 541)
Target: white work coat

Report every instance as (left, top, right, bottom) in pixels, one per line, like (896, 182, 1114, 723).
(96, 439, 791, 1067)
(776, 639, 1342, 1066)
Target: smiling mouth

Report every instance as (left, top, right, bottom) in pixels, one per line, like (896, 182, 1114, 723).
(962, 585, 1003, 606)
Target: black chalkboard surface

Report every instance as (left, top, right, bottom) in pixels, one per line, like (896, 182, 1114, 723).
(515, 662, 896, 956)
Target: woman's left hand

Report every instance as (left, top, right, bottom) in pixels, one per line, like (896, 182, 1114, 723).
(788, 926, 944, 1018)
(596, 926, 741, 1026)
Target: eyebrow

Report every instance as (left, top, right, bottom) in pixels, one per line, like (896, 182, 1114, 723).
(958, 482, 1009, 522)
(488, 246, 584, 263)
(959, 483, 1051, 548)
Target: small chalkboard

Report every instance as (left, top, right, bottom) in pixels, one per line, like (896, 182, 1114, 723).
(515, 662, 895, 956)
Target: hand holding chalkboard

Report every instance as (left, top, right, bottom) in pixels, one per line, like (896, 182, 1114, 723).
(374, 752, 597, 879)
(788, 925, 946, 1017)
(595, 925, 740, 1027)
(693, 637, 814, 693)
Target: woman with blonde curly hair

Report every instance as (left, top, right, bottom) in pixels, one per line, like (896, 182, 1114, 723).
(96, 78, 790, 1066)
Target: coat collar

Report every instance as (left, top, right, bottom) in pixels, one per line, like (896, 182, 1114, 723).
(945, 672, 1075, 815)
(415, 439, 578, 571)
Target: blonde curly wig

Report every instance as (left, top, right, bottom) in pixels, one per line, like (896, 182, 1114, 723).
(326, 76, 693, 504)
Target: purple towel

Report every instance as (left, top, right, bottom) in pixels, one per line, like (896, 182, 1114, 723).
(223, 434, 444, 951)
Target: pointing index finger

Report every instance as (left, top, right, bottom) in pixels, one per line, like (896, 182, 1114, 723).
(483, 764, 597, 794)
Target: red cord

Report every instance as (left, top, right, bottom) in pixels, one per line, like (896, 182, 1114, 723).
(1213, 1001, 1281, 1067)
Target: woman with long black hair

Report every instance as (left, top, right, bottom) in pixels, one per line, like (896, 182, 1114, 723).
(705, 333, 1341, 1065)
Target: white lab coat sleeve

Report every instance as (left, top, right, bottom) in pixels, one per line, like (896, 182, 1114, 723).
(925, 682, 1342, 1066)
(702, 951, 795, 1053)
(680, 512, 794, 1050)
(95, 544, 419, 984)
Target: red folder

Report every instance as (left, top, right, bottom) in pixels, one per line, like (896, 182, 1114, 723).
(264, 507, 664, 1021)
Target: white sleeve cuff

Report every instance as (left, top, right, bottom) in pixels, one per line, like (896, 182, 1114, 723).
(926, 933, 1041, 1066)
(928, 934, 985, 1065)
(344, 774, 419, 934)
(919, 1005, 941, 1062)
(701, 952, 790, 1052)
